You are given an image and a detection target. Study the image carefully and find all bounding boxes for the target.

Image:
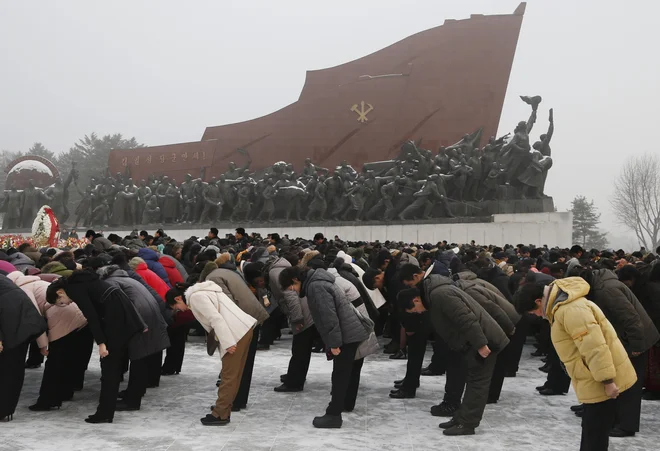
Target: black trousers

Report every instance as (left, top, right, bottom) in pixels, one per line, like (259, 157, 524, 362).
(234, 325, 260, 408)
(615, 351, 648, 432)
(326, 342, 363, 415)
(546, 342, 571, 393)
(124, 356, 149, 407)
(581, 399, 615, 451)
(72, 327, 94, 391)
(146, 350, 163, 388)
(429, 334, 450, 373)
(26, 339, 44, 366)
(454, 351, 498, 429)
(507, 316, 530, 374)
(0, 342, 28, 418)
(260, 309, 282, 345)
(402, 332, 427, 393)
(285, 325, 321, 388)
(487, 347, 510, 403)
(97, 344, 129, 418)
(38, 329, 92, 406)
(443, 349, 468, 405)
(162, 325, 188, 373)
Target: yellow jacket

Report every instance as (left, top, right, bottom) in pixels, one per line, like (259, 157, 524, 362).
(546, 277, 637, 404)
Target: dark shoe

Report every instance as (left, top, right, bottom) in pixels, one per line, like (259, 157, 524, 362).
(85, 414, 113, 424)
(438, 418, 458, 429)
(146, 384, 159, 389)
(389, 349, 407, 360)
(383, 341, 399, 354)
(25, 363, 41, 369)
(115, 401, 140, 411)
(216, 379, 221, 387)
(431, 402, 458, 417)
(394, 378, 404, 385)
(536, 384, 548, 392)
(541, 357, 548, 363)
(311, 345, 324, 353)
(421, 367, 445, 376)
(200, 414, 230, 426)
(609, 428, 635, 438)
(389, 389, 415, 399)
(0, 414, 14, 422)
(274, 384, 303, 393)
(161, 370, 179, 376)
(487, 399, 498, 404)
(394, 381, 419, 390)
(231, 405, 242, 412)
(117, 390, 127, 399)
(343, 407, 354, 413)
(570, 404, 584, 412)
(642, 391, 660, 400)
(504, 371, 517, 378)
(531, 350, 547, 357)
(280, 374, 288, 383)
(312, 414, 342, 429)
(539, 363, 550, 373)
(443, 424, 475, 436)
(257, 343, 270, 351)
(574, 409, 583, 418)
(538, 388, 565, 396)
(28, 403, 61, 412)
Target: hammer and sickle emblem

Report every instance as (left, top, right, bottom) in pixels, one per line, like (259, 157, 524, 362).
(350, 101, 374, 123)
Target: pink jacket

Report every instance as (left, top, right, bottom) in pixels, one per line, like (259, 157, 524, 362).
(7, 272, 87, 343)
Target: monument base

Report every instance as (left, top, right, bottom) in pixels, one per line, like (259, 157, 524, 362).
(98, 212, 572, 248)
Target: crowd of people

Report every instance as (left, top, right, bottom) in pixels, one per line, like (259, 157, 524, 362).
(0, 228, 659, 450)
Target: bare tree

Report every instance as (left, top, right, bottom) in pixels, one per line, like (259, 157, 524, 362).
(610, 153, 660, 249)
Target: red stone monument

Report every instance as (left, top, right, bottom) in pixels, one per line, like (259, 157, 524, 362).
(108, 3, 527, 182)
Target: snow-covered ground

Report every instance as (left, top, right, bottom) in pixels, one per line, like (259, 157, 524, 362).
(2, 338, 658, 451)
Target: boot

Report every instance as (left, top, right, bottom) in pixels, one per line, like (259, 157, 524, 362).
(431, 402, 458, 417)
(443, 424, 475, 436)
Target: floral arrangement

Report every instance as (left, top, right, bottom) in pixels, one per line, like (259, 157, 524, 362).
(0, 234, 88, 250)
(31, 206, 60, 248)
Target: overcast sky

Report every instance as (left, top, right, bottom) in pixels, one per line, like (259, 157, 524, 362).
(1, 0, 657, 248)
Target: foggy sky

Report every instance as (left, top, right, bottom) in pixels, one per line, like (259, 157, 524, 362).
(1, 1, 658, 248)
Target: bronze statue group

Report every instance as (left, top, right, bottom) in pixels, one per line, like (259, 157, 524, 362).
(3, 96, 556, 230)
(1, 229, 658, 451)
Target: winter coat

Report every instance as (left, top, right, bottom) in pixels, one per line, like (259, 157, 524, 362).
(546, 277, 637, 404)
(454, 279, 516, 335)
(137, 248, 171, 287)
(338, 251, 386, 310)
(159, 256, 184, 286)
(7, 252, 35, 272)
(160, 254, 188, 281)
(590, 269, 660, 353)
(457, 270, 509, 301)
(302, 269, 370, 349)
(185, 281, 257, 358)
(335, 263, 380, 322)
(201, 262, 269, 325)
(7, 272, 86, 343)
(0, 274, 47, 349)
(268, 257, 290, 307)
(478, 266, 514, 302)
(40, 261, 73, 277)
(98, 266, 170, 360)
(422, 274, 509, 354)
(63, 271, 146, 352)
(131, 259, 171, 301)
(92, 235, 113, 251)
(0, 260, 17, 274)
(631, 280, 660, 332)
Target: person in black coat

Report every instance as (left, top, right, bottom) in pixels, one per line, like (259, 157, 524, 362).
(46, 270, 146, 423)
(0, 273, 47, 421)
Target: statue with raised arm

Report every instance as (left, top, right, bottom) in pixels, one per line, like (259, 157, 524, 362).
(366, 177, 399, 221)
(500, 95, 541, 188)
(301, 158, 329, 178)
(230, 179, 253, 222)
(519, 108, 554, 198)
(224, 153, 252, 180)
(199, 177, 221, 224)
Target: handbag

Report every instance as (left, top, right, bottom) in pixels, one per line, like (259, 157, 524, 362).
(206, 329, 220, 356)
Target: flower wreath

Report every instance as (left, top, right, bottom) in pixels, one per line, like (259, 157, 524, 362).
(31, 205, 60, 248)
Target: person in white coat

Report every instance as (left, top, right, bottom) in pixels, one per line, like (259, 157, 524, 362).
(167, 281, 257, 426)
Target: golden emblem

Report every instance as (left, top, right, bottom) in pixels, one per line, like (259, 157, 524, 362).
(350, 101, 373, 123)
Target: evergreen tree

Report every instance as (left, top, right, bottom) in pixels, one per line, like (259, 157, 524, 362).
(571, 195, 608, 249)
(27, 142, 55, 161)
